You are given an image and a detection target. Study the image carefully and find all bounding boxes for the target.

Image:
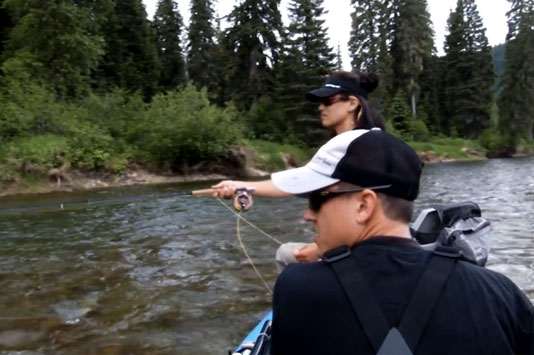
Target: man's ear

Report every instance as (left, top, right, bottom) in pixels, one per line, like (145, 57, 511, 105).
(353, 189, 378, 224)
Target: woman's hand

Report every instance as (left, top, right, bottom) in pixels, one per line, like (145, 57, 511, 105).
(293, 243, 321, 263)
(211, 180, 244, 199)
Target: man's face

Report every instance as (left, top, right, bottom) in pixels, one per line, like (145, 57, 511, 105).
(303, 184, 364, 255)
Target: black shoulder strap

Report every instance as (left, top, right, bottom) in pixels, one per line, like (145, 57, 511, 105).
(324, 245, 458, 354)
(398, 246, 458, 351)
(323, 246, 390, 352)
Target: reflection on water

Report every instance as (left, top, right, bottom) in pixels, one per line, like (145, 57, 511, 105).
(0, 157, 533, 354)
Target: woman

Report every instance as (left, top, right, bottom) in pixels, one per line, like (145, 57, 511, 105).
(212, 71, 384, 198)
(212, 70, 385, 265)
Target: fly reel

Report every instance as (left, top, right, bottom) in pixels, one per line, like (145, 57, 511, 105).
(232, 188, 254, 212)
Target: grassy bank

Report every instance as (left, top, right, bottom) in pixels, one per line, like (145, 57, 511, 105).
(0, 135, 518, 198)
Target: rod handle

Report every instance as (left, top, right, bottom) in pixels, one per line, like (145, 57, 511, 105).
(191, 188, 216, 196)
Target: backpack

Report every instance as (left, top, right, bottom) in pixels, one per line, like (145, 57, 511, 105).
(411, 201, 492, 266)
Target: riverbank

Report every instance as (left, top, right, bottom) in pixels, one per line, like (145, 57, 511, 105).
(1, 139, 532, 198)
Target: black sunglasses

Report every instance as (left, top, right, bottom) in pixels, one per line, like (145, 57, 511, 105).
(320, 95, 349, 106)
(308, 184, 392, 212)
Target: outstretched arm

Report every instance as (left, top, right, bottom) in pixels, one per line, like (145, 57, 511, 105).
(211, 179, 291, 199)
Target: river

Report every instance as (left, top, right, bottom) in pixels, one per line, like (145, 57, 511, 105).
(0, 157, 532, 354)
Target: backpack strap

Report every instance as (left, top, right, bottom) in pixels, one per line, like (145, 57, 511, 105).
(324, 244, 459, 354)
(323, 246, 390, 352)
(398, 246, 458, 351)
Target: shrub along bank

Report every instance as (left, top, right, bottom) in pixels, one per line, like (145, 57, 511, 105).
(0, 82, 520, 196)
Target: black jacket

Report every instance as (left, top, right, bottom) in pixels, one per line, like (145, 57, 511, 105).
(271, 237, 534, 355)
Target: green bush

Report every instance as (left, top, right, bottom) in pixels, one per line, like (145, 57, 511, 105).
(406, 120, 431, 141)
(133, 85, 244, 168)
(479, 127, 504, 152)
(1, 134, 70, 174)
(246, 95, 291, 142)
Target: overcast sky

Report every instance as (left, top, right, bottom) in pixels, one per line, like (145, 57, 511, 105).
(142, 0, 509, 70)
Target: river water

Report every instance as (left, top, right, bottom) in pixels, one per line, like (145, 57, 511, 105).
(0, 157, 533, 354)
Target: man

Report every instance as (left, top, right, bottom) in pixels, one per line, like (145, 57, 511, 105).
(269, 129, 534, 354)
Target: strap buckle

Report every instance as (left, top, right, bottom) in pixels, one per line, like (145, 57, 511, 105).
(323, 246, 351, 263)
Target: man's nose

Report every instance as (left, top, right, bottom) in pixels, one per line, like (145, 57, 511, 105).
(303, 208, 316, 221)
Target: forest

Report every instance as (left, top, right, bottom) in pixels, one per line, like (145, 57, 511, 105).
(0, 0, 533, 189)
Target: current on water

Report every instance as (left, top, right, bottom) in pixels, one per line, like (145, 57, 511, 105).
(0, 157, 533, 354)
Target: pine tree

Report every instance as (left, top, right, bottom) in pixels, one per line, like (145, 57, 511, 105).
(221, 0, 283, 110)
(275, 0, 335, 144)
(187, 0, 219, 98)
(153, 0, 185, 91)
(1, 0, 109, 98)
(418, 55, 446, 135)
(390, 0, 434, 118)
(0, 0, 13, 62)
(349, 0, 392, 72)
(348, 0, 394, 116)
(499, 0, 534, 151)
(443, 0, 494, 139)
(93, 0, 160, 99)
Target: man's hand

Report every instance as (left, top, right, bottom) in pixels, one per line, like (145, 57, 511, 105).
(294, 243, 321, 263)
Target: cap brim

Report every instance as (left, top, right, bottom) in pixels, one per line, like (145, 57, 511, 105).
(306, 87, 342, 102)
(271, 166, 340, 195)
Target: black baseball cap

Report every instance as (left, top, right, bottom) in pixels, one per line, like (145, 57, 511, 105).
(306, 75, 370, 101)
(271, 129, 424, 201)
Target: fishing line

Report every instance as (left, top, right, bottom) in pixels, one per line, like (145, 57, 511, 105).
(215, 198, 283, 245)
(215, 198, 281, 295)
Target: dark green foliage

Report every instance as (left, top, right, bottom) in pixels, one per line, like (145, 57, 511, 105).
(275, 0, 335, 145)
(153, 0, 186, 91)
(386, 91, 412, 136)
(390, 0, 434, 118)
(349, 0, 394, 115)
(387, 91, 430, 141)
(93, 0, 159, 100)
(443, 0, 494, 139)
(187, 0, 220, 98)
(479, 126, 504, 152)
(2, 0, 108, 98)
(246, 95, 291, 142)
(418, 55, 446, 135)
(222, 0, 283, 110)
(0, 0, 13, 62)
(498, 0, 534, 152)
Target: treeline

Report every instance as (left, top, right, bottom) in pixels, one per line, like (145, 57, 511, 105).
(0, 0, 533, 182)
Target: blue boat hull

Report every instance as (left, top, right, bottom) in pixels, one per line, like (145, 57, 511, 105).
(233, 311, 272, 355)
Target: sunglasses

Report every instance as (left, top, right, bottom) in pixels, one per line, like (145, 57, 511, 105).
(320, 95, 349, 106)
(308, 184, 392, 212)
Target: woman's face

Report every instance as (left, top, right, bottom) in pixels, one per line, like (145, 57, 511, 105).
(318, 94, 360, 134)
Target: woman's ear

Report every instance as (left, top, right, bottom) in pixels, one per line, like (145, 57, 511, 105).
(348, 95, 360, 113)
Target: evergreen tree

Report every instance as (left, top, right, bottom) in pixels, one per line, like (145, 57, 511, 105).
(1, 0, 109, 98)
(93, 0, 159, 99)
(443, 0, 494, 139)
(335, 44, 343, 70)
(390, 0, 434, 118)
(418, 55, 446, 135)
(222, 0, 283, 110)
(153, 0, 185, 91)
(187, 0, 219, 98)
(348, 0, 394, 116)
(0, 0, 13, 63)
(275, 0, 335, 144)
(499, 0, 534, 151)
